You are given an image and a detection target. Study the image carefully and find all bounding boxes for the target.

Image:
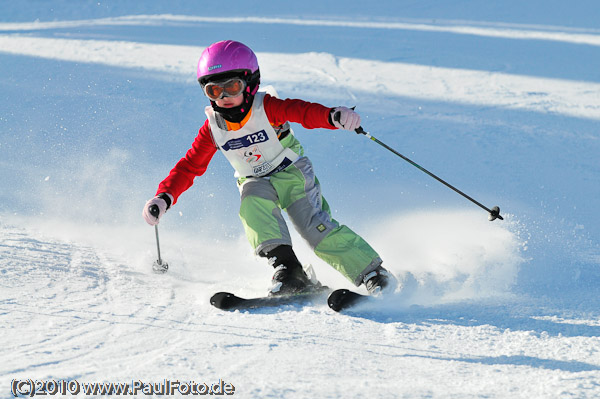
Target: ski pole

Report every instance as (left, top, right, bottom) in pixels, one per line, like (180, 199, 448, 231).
(149, 205, 169, 273)
(355, 126, 503, 221)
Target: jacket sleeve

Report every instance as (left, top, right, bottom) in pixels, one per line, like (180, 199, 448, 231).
(156, 119, 217, 204)
(263, 94, 336, 130)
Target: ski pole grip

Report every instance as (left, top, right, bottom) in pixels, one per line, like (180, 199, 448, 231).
(332, 107, 366, 135)
(333, 108, 366, 135)
(149, 204, 160, 218)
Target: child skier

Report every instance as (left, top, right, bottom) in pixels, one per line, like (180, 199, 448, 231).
(143, 40, 396, 297)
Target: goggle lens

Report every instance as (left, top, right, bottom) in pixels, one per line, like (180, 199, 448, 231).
(203, 78, 246, 100)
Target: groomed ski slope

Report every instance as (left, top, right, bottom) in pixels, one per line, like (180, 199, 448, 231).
(1, 1, 599, 398)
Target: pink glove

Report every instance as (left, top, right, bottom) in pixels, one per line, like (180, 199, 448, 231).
(142, 194, 173, 225)
(331, 107, 361, 131)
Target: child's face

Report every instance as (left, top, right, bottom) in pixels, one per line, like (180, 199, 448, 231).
(215, 93, 244, 108)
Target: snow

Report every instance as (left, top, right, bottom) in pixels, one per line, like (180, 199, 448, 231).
(1, 1, 599, 398)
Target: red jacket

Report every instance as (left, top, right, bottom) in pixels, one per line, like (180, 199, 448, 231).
(157, 94, 335, 204)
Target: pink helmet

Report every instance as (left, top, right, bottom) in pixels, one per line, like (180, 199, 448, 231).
(197, 40, 259, 85)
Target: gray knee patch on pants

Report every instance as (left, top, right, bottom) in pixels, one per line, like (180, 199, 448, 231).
(286, 198, 337, 249)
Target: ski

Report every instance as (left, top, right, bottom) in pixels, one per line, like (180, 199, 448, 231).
(327, 288, 370, 312)
(210, 287, 330, 311)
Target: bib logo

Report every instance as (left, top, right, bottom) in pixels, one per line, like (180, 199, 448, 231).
(240, 144, 274, 176)
(241, 145, 263, 164)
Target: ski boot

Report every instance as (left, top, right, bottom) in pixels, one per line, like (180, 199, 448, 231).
(261, 245, 320, 296)
(363, 265, 397, 296)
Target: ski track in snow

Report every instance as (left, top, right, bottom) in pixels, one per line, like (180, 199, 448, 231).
(1, 34, 599, 120)
(2, 4, 600, 398)
(2, 14, 600, 46)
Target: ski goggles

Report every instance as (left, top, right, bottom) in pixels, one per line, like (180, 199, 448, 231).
(201, 78, 247, 101)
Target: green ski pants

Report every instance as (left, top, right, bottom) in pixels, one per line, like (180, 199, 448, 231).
(238, 157, 382, 286)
